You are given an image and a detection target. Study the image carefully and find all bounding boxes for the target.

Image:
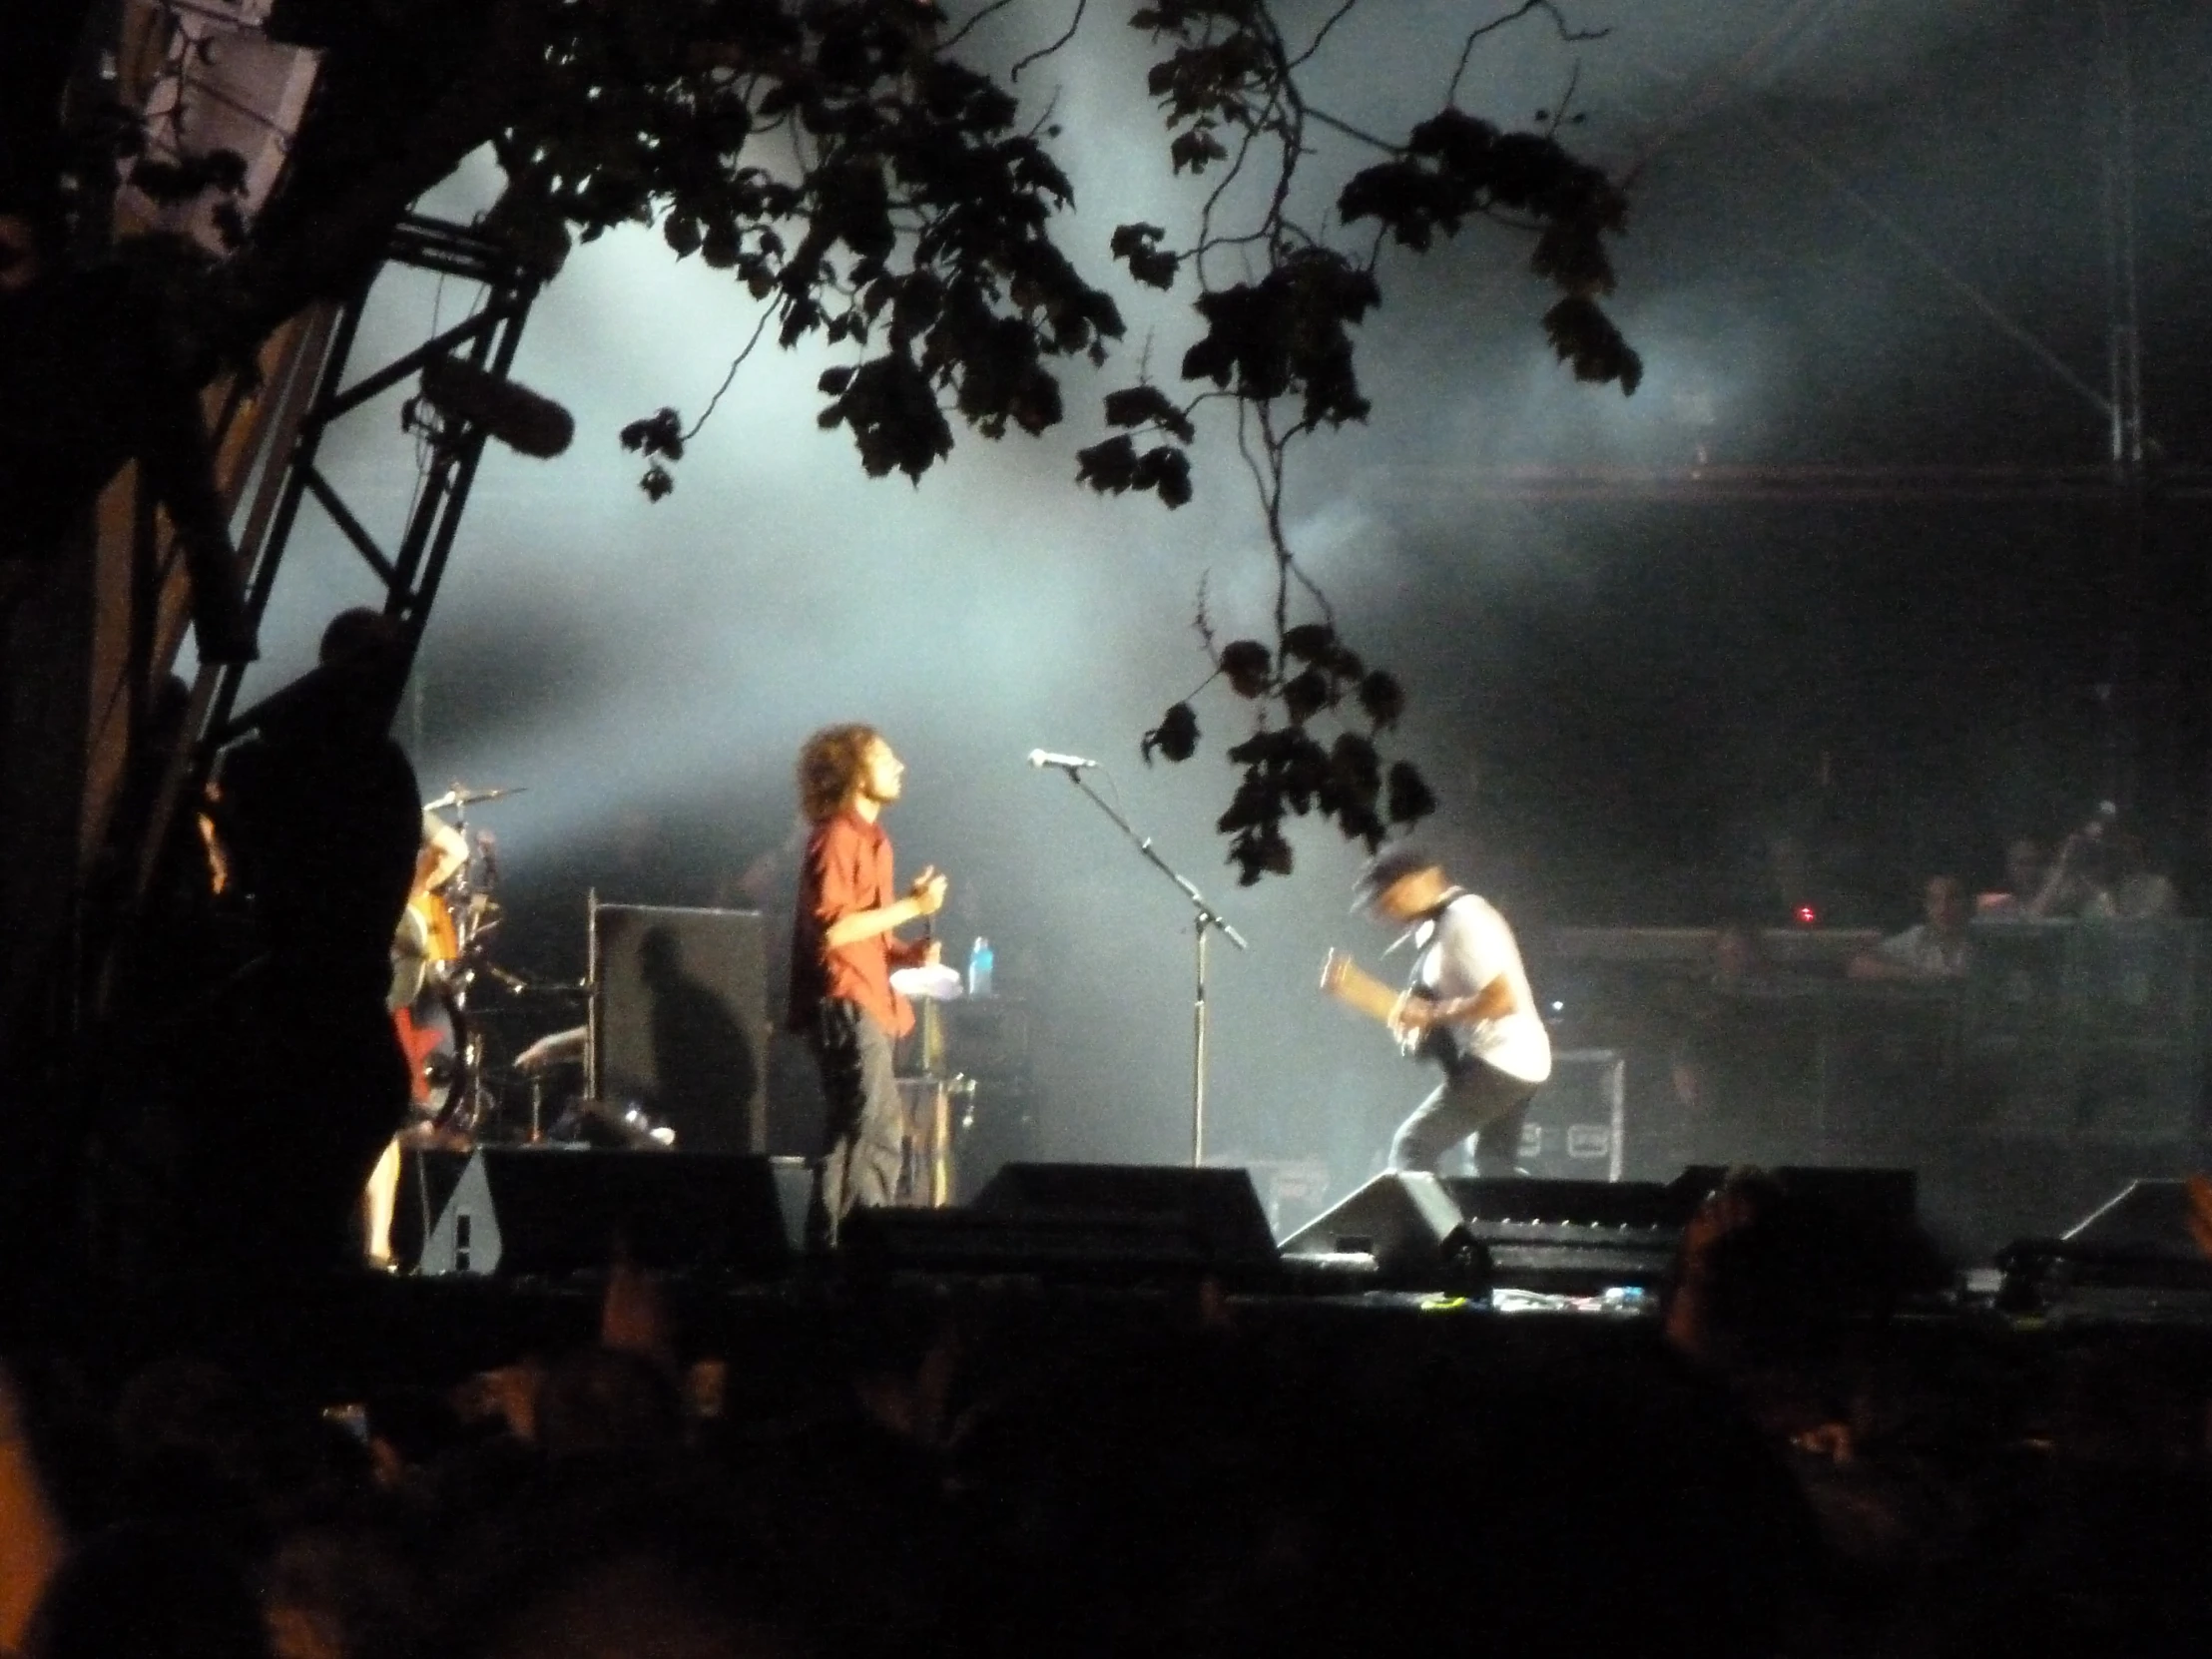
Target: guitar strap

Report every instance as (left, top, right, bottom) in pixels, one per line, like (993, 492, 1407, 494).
(1394, 886, 1468, 996)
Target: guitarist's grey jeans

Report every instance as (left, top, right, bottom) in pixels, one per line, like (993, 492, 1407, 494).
(1388, 1060, 1535, 1178)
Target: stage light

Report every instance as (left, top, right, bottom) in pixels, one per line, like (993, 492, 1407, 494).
(1795, 905, 1818, 925)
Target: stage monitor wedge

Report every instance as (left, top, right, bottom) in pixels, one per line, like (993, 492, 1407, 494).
(2062, 1178, 2208, 1262)
(1278, 1171, 1475, 1284)
(972, 1163, 1280, 1272)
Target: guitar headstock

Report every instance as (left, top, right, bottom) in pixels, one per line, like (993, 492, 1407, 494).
(1319, 948, 1351, 992)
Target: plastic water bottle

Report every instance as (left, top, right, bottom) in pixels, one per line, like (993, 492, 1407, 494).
(967, 936, 994, 997)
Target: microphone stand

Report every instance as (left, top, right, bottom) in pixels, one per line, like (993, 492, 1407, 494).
(1040, 764, 1249, 1168)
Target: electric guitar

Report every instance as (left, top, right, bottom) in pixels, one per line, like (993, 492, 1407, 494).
(1320, 948, 1467, 1071)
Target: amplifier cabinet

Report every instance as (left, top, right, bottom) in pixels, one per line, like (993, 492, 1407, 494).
(1519, 1049, 1626, 1179)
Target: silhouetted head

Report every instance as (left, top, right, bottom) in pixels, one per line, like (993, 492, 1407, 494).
(1922, 874, 1969, 935)
(2002, 836, 2046, 897)
(796, 724, 889, 823)
(1711, 919, 1771, 983)
(1353, 844, 1451, 922)
(317, 606, 401, 668)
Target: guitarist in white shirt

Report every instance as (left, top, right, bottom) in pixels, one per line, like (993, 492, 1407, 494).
(1337, 846, 1552, 1178)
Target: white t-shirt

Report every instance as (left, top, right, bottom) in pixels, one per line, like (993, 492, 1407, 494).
(1414, 892, 1552, 1085)
(1871, 922, 1968, 978)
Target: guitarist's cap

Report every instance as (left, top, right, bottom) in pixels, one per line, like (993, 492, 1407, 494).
(1352, 844, 1441, 909)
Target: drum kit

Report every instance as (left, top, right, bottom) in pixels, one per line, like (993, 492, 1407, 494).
(386, 795, 973, 1183)
(388, 783, 557, 1143)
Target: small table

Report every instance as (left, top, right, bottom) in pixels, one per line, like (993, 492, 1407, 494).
(893, 1074, 975, 1206)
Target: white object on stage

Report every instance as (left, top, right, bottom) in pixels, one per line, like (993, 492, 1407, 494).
(890, 963, 965, 1001)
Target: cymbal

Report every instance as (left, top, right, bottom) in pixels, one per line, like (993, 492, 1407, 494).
(423, 785, 525, 812)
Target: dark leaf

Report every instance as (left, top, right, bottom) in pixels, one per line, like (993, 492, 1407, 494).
(1076, 434, 1138, 495)
(619, 407, 686, 459)
(1142, 700, 1200, 764)
(1133, 444, 1193, 508)
(663, 213, 702, 257)
(1170, 127, 1228, 176)
(1357, 670, 1405, 729)
(1331, 731, 1382, 800)
(1282, 668, 1333, 724)
(1226, 823, 1294, 884)
(1386, 762, 1437, 826)
(210, 200, 249, 251)
(1219, 638, 1271, 698)
(130, 158, 202, 205)
(1109, 222, 1181, 289)
(1102, 384, 1195, 443)
(1542, 295, 1644, 394)
(202, 148, 249, 193)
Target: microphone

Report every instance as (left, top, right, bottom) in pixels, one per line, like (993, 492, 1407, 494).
(415, 357, 575, 457)
(1027, 749, 1099, 771)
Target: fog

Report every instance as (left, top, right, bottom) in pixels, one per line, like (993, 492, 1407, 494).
(216, 2, 2212, 1197)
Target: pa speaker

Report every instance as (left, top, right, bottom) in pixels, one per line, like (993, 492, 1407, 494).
(972, 1162, 1280, 1271)
(591, 903, 769, 1153)
(419, 1149, 792, 1278)
(2061, 1178, 2205, 1261)
(1997, 1178, 2212, 1323)
(1443, 1176, 1689, 1291)
(1278, 1172, 1474, 1281)
(391, 1146, 469, 1272)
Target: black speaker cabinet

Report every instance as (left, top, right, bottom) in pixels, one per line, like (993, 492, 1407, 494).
(1520, 1048, 1627, 1178)
(1442, 1176, 1691, 1292)
(590, 902, 769, 1153)
(1277, 1172, 1474, 1280)
(418, 1149, 792, 1278)
(972, 1163, 1279, 1270)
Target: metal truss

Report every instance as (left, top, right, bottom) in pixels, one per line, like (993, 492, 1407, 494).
(204, 213, 545, 746)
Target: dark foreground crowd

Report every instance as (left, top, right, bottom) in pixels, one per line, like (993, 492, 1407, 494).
(4, 1174, 2212, 1659)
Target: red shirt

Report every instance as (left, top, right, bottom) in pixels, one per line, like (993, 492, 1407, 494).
(787, 809, 923, 1037)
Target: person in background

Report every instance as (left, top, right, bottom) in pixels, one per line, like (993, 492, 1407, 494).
(2085, 827, 2177, 920)
(1848, 874, 1972, 982)
(202, 609, 421, 1277)
(1976, 836, 2048, 919)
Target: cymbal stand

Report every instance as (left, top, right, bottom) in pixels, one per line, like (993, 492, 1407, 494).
(1038, 763, 1248, 1167)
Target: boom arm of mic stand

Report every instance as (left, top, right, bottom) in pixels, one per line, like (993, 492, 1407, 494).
(1053, 769, 1249, 949)
(1046, 767, 1250, 1169)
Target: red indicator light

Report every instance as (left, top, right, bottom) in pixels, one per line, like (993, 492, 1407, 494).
(1794, 905, 1818, 925)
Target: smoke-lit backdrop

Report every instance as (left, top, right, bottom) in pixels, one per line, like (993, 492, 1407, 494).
(214, 1, 2212, 1206)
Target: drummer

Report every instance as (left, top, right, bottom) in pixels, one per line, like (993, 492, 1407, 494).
(364, 809, 476, 1270)
(415, 810, 471, 906)
(787, 726, 945, 1247)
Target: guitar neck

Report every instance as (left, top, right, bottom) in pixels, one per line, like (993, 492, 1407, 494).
(1322, 950, 1405, 1028)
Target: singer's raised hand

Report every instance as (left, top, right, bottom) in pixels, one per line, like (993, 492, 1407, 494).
(909, 865, 948, 916)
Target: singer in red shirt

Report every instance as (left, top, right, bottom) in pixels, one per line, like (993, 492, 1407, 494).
(787, 725, 945, 1244)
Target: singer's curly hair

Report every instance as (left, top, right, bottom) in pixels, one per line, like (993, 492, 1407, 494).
(796, 723, 882, 824)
